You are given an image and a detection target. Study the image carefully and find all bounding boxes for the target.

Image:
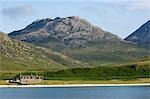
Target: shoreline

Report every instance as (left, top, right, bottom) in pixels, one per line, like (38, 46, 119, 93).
(0, 83, 150, 88)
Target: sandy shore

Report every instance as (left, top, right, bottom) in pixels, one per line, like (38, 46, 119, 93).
(0, 83, 150, 88)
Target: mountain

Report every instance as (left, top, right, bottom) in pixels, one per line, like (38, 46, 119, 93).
(125, 20, 150, 49)
(9, 16, 121, 49)
(8, 16, 149, 66)
(9, 18, 52, 36)
(0, 32, 86, 71)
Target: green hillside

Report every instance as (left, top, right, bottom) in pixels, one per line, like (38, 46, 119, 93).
(62, 40, 149, 66)
(0, 32, 86, 71)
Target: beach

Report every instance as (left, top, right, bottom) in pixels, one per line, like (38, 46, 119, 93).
(0, 83, 150, 88)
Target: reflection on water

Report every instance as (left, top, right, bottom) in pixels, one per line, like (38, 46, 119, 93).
(0, 86, 149, 99)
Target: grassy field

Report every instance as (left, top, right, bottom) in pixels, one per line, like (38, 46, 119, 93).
(0, 78, 149, 85)
(43, 78, 150, 85)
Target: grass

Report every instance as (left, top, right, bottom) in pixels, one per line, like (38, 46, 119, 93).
(43, 78, 150, 85)
(0, 78, 149, 85)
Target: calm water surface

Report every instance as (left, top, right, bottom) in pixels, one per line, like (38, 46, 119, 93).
(0, 86, 149, 99)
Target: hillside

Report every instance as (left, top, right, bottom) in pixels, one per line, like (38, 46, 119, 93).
(125, 20, 150, 49)
(0, 32, 86, 71)
(8, 16, 150, 66)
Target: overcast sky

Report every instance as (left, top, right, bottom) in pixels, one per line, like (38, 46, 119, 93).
(0, 0, 150, 38)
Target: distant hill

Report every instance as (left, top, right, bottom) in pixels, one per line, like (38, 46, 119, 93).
(0, 32, 86, 71)
(8, 16, 149, 66)
(125, 20, 150, 49)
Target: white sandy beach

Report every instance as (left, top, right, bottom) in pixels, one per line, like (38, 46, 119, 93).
(0, 83, 150, 88)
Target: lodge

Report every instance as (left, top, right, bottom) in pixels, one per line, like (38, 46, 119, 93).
(9, 75, 43, 84)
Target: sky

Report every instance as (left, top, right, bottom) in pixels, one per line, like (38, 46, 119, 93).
(0, 0, 150, 39)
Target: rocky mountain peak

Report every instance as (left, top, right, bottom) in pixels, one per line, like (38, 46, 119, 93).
(125, 20, 150, 48)
(9, 16, 121, 48)
(32, 18, 52, 24)
(54, 17, 61, 20)
(9, 18, 52, 36)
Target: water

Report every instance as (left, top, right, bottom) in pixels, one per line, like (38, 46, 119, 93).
(0, 86, 149, 99)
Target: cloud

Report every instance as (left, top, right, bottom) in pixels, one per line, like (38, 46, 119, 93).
(1, 5, 36, 18)
(107, 0, 150, 11)
(79, 0, 150, 15)
(127, 0, 150, 10)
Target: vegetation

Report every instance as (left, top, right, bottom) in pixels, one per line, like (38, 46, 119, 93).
(1, 61, 149, 81)
(42, 78, 150, 85)
(42, 63, 150, 80)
